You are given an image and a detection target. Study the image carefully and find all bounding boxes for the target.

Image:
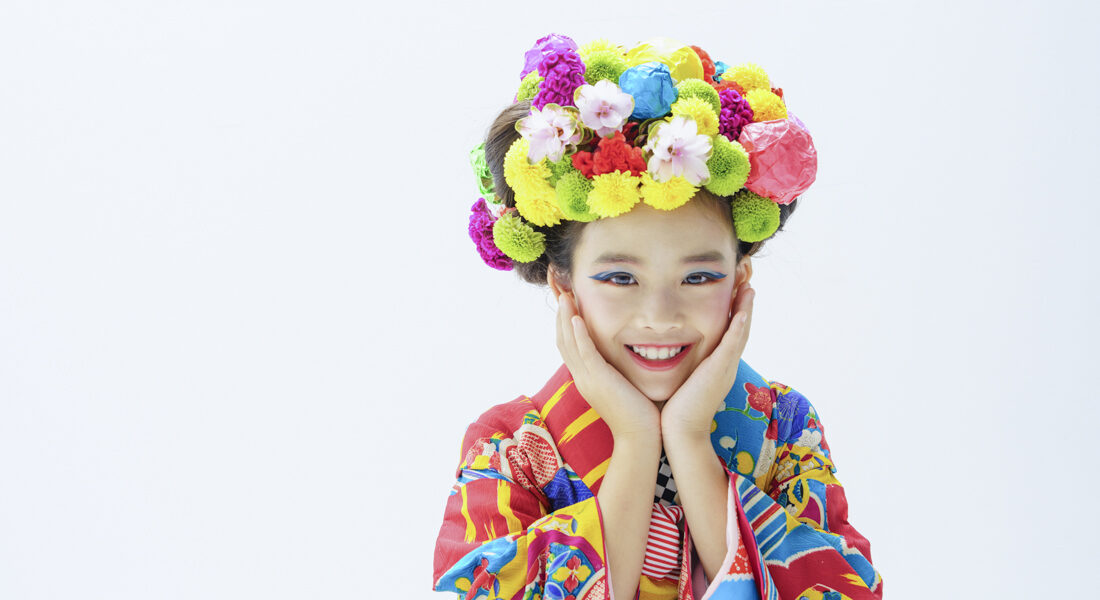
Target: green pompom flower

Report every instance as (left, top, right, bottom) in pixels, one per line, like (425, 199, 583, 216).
(704, 136, 752, 197)
(675, 79, 722, 116)
(469, 142, 496, 203)
(547, 157, 575, 186)
(583, 50, 629, 85)
(555, 170, 599, 222)
(517, 71, 544, 102)
(731, 190, 781, 243)
(492, 211, 546, 262)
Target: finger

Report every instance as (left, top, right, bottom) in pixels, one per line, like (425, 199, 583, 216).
(558, 294, 587, 377)
(733, 285, 754, 337)
(556, 293, 576, 363)
(570, 312, 606, 369)
(555, 290, 570, 356)
(712, 286, 754, 365)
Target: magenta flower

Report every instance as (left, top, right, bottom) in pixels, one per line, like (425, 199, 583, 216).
(468, 199, 513, 271)
(718, 88, 754, 141)
(644, 116, 713, 185)
(519, 33, 577, 80)
(574, 80, 634, 138)
(531, 49, 587, 110)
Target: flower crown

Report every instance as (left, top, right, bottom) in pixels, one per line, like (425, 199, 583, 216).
(468, 34, 818, 271)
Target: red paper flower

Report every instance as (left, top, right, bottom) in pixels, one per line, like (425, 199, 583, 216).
(690, 45, 716, 81)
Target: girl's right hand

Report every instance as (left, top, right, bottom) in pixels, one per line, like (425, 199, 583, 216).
(555, 292, 661, 440)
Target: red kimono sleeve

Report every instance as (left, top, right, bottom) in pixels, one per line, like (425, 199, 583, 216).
(432, 398, 611, 599)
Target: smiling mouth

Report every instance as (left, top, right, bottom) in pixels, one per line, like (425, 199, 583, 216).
(625, 344, 693, 371)
(629, 345, 687, 360)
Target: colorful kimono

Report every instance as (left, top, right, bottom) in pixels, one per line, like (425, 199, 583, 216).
(432, 360, 883, 599)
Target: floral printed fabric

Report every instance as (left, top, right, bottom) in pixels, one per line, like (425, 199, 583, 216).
(431, 360, 883, 599)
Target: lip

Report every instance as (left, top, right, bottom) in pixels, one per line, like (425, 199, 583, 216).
(625, 343, 693, 371)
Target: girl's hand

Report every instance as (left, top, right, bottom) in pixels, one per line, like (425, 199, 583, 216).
(660, 282, 755, 439)
(556, 292, 661, 439)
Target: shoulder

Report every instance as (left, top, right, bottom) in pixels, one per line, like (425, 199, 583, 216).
(716, 360, 840, 492)
(458, 395, 544, 458)
(766, 379, 837, 475)
(768, 381, 824, 446)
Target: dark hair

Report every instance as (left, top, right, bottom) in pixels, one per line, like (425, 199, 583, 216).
(484, 100, 798, 285)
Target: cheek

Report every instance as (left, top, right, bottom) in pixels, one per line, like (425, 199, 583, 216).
(574, 287, 628, 350)
(695, 285, 736, 344)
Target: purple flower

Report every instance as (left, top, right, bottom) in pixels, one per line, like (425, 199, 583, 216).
(520, 33, 578, 80)
(468, 199, 513, 271)
(719, 88, 754, 141)
(531, 49, 586, 110)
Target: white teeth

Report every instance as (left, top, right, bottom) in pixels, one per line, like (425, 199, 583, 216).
(631, 345, 683, 360)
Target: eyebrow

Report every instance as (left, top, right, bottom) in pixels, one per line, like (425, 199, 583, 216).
(592, 250, 728, 265)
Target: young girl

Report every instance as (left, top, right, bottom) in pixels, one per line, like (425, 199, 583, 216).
(433, 34, 883, 600)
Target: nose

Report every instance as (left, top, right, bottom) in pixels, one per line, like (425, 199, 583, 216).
(636, 287, 683, 333)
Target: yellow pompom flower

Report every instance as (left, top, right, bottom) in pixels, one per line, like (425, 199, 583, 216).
(640, 172, 697, 211)
(669, 97, 719, 137)
(578, 38, 623, 59)
(503, 138, 565, 226)
(745, 88, 788, 122)
(588, 171, 642, 218)
(722, 62, 770, 92)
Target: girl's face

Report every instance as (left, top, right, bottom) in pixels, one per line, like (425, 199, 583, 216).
(554, 199, 751, 403)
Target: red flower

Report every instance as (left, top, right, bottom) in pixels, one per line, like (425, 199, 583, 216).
(771, 86, 784, 99)
(571, 132, 646, 178)
(620, 121, 640, 145)
(690, 45, 716, 81)
(592, 132, 646, 176)
(467, 557, 496, 599)
(712, 79, 746, 96)
(571, 151, 595, 178)
(744, 382, 776, 415)
(563, 555, 583, 592)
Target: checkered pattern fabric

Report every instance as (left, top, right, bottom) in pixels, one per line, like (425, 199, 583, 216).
(654, 449, 679, 506)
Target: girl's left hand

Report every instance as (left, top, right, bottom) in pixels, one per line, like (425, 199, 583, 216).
(660, 282, 755, 438)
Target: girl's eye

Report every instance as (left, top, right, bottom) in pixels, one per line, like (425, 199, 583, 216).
(684, 271, 727, 285)
(590, 271, 637, 286)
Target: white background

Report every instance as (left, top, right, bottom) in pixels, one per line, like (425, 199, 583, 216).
(1, 1, 1097, 598)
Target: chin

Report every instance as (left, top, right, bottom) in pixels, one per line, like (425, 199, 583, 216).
(630, 373, 687, 403)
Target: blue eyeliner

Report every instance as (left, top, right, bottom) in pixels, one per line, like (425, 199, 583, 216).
(693, 271, 727, 280)
(589, 271, 621, 281)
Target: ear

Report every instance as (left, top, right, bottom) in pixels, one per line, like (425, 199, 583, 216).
(734, 255, 753, 289)
(547, 266, 573, 301)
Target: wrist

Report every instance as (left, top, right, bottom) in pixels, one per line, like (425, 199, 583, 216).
(610, 426, 662, 448)
(660, 426, 712, 448)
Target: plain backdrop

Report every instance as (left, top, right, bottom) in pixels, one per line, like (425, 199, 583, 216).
(1, 0, 1097, 598)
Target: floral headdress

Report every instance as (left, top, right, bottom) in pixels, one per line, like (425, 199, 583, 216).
(468, 34, 818, 271)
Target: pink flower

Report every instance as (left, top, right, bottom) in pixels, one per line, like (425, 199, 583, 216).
(516, 104, 582, 163)
(574, 80, 634, 137)
(644, 116, 713, 185)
